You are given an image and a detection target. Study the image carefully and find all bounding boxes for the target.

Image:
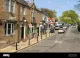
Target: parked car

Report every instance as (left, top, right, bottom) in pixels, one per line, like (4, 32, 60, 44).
(58, 28, 65, 33)
(50, 24, 55, 33)
(63, 26, 67, 30)
(54, 26, 60, 30)
(50, 28, 55, 33)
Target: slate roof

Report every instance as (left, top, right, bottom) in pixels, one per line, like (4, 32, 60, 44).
(16, 0, 28, 6)
(16, 0, 47, 16)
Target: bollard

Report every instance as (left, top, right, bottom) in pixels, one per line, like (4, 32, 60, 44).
(37, 34, 38, 42)
(45, 30, 47, 37)
(46, 30, 47, 37)
(28, 38, 30, 45)
(16, 42, 18, 50)
(49, 32, 50, 36)
(41, 32, 42, 39)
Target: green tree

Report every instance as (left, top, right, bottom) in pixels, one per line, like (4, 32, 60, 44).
(59, 10, 79, 24)
(41, 8, 57, 18)
(74, 0, 80, 11)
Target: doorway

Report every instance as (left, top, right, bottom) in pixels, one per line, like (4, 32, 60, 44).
(21, 26, 24, 40)
(20, 24, 26, 40)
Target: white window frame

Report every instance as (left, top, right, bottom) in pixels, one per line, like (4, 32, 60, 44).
(4, 0, 15, 13)
(10, 0, 15, 13)
(22, 7, 25, 15)
(24, 8, 26, 15)
(32, 9, 36, 18)
(32, 9, 34, 17)
(4, 0, 9, 12)
(5, 23, 14, 36)
(42, 14, 45, 20)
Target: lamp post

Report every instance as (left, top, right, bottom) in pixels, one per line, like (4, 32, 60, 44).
(31, 0, 37, 39)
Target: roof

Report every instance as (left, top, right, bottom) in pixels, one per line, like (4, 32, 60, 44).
(41, 11, 48, 16)
(16, 0, 28, 6)
(16, 0, 47, 16)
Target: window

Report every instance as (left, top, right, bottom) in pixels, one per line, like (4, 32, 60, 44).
(32, 10, 34, 17)
(4, 0, 9, 12)
(5, 23, 14, 36)
(42, 15, 45, 20)
(10, 0, 14, 13)
(32, 9, 35, 18)
(22, 7, 25, 15)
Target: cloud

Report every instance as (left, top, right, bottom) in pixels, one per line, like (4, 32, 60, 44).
(66, 1, 69, 3)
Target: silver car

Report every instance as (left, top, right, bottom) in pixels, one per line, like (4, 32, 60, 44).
(58, 28, 65, 33)
(54, 26, 59, 30)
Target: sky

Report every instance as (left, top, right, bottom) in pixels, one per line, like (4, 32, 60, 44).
(25, 0, 80, 17)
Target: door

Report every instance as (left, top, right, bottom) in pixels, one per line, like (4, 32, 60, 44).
(21, 26, 24, 40)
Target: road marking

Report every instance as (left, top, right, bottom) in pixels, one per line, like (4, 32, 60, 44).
(55, 40, 58, 43)
(55, 40, 62, 44)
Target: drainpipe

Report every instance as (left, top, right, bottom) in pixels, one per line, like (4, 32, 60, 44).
(17, 3, 20, 43)
(16, 3, 20, 50)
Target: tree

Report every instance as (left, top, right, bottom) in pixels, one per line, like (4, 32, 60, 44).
(59, 10, 79, 24)
(41, 8, 57, 18)
(74, 0, 80, 31)
(74, 0, 80, 11)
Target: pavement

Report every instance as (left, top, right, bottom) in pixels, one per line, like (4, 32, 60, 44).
(17, 26, 80, 52)
(0, 30, 55, 52)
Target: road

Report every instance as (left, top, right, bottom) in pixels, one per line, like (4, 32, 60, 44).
(17, 26, 80, 52)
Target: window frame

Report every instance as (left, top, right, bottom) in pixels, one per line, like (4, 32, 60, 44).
(10, 0, 15, 13)
(4, 0, 9, 12)
(22, 7, 25, 15)
(5, 23, 14, 36)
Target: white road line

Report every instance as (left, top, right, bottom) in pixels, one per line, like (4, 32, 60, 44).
(55, 40, 63, 44)
(55, 40, 58, 43)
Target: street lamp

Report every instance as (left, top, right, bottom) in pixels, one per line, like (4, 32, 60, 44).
(23, 17, 27, 23)
(31, 0, 37, 39)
